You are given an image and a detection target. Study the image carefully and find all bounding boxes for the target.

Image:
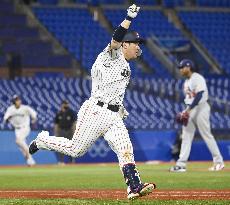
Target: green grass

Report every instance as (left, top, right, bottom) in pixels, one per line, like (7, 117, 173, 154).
(0, 199, 229, 205)
(0, 162, 229, 205)
(0, 162, 229, 190)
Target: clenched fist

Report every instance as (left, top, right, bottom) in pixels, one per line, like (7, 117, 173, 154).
(127, 4, 140, 19)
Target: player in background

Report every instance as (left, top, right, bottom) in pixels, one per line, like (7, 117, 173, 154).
(4, 95, 37, 166)
(170, 59, 224, 172)
(29, 4, 156, 200)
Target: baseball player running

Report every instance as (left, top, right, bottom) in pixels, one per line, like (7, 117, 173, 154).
(170, 59, 224, 172)
(4, 95, 37, 166)
(29, 4, 156, 200)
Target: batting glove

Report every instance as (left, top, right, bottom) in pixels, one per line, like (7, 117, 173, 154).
(127, 4, 140, 19)
(119, 106, 129, 120)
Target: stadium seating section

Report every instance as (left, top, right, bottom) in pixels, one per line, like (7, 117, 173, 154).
(0, 77, 229, 131)
(179, 11, 230, 75)
(34, 7, 166, 76)
(31, 2, 230, 75)
(162, 0, 184, 7)
(74, 0, 157, 6)
(33, 6, 187, 76)
(197, 0, 230, 7)
(33, 7, 112, 73)
(1, 1, 230, 132)
(0, 1, 72, 68)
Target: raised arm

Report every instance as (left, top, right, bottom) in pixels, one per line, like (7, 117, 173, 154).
(110, 4, 140, 50)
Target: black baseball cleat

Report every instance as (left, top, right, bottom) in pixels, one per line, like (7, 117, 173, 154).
(29, 141, 39, 155)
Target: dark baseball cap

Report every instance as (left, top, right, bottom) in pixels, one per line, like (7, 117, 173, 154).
(12, 95, 20, 103)
(178, 59, 194, 69)
(122, 31, 144, 43)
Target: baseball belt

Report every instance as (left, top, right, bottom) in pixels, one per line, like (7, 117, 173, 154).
(97, 101, 120, 112)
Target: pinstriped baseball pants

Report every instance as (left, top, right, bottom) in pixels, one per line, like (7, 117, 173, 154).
(37, 98, 135, 167)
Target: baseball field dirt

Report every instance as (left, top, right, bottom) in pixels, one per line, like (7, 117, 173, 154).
(0, 189, 229, 200)
(0, 162, 229, 204)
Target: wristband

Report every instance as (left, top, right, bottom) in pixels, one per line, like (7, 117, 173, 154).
(112, 25, 128, 42)
(125, 16, 133, 21)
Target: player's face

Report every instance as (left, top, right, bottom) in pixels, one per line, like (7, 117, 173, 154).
(15, 99, 21, 107)
(179, 66, 190, 77)
(124, 42, 141, 60)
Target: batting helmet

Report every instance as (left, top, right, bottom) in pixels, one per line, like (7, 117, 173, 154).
(122, 31, 145, 44)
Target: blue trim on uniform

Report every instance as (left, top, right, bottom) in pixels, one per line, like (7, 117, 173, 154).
(189, 91, 204, 110)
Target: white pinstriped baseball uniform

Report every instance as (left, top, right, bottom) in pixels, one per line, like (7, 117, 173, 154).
(35, 44, 135, 167)
(176, 72, 224, 167)
(30, 4, 157, 200)
(4, 105, 37, 164)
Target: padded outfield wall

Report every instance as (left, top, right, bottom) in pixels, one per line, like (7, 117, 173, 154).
(0, 131, 229, 165)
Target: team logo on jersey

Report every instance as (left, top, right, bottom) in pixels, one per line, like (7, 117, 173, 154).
(121, 69, 130, 78)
